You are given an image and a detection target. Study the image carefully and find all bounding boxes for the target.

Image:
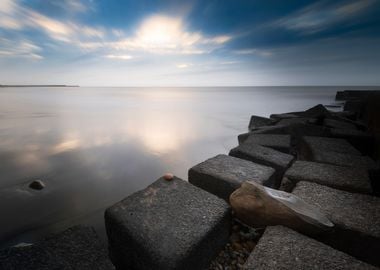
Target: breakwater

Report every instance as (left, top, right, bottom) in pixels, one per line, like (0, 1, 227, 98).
(1, 90, 379, 270)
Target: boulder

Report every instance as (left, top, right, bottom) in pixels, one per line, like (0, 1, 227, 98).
(244, 226, 377, 270)
(105, 176, 230, 270)
(293, 181, 380, 266)
(189, 154, 276, 200)
(230, 181, 333, 234)
(0, 226, 114, 270)
(282, 161, 372, 194)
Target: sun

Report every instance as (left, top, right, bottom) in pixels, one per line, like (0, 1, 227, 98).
(137, 15, 183, 48)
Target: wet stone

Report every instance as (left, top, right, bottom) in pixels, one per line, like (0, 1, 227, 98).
(293, 181, 380, 266)
(0, 225, 114, 270)
(29, 180, 45, 190)
(105, 176, 231, 270)
(242, 134, 291, 154)
(282, 161, 372, 194)
(229, 144, 294, 187)
(243, 226, 377, 270)
(189, 154, 276, 200)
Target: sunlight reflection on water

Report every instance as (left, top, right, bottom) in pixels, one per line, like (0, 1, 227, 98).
(0, 86, 347, 246)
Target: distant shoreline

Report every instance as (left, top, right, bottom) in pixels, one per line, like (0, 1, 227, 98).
(0, 85, 79, 88)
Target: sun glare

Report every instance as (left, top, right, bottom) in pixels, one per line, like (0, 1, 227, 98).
(136, 15, 193, 49)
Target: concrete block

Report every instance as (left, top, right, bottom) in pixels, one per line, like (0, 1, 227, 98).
(242, 134, 292, 153)
(293, 182, 380, 266)
(229, 144, 294, 187)
(300, 136, 362, 156)
(0, 226, 114, 270)
(105, 176, 231, 270)
(329, 128, 375, 155)
(248, 115, 274, 131)
(243, 226, 377, 270)
(311, 150, 377, 170)
(189, 154, 276, 200)
(282, 161, 372, 194)
(323, 118, 357, 130)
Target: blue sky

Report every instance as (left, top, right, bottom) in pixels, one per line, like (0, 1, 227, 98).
(0, 0, 379, 86)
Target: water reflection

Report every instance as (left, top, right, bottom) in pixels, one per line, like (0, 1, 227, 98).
(0, 86, 349, 247)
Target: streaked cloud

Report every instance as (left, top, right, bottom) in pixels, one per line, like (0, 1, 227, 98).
(78, 15, 232, 56)
(0, 38, 43, 59)
(273, 0, 377, 34)
(105, 54, 133, 60)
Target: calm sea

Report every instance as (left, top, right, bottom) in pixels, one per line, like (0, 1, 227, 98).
(0, 86, 363, 247)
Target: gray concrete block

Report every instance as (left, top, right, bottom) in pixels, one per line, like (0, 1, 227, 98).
(0, 226, 114, 270)
(248, 115, 274, 131)
(252, 123, 331, 141)
(324, 118, 357, 130)
(282, 161, 372, 194)
(329, 128, 375, 155)
(293, 182, 380, 266)
(189, 154, 276, 200)
(229, 143, 294, 187)
(243, 134, 292, 153)
(269, 113, 300, 121)
(275, 117, 318, 126)
(300, 104, 331, 119)
(105, 176, 231, 270)
(301, 136, 362, 156)
(311, 150, 377, 170)
(243, 226, 377, 270)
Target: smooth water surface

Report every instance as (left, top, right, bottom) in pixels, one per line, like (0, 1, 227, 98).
(0, 86, 346, 246)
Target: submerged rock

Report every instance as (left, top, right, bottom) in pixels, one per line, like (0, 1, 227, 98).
(230, 181, 334, 235)
(28, 180, 45, 190)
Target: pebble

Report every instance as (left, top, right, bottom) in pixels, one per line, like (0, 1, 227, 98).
(163, 173, 174, 181)
(29, 179, 45, 190)
(209, 218, 264, 270)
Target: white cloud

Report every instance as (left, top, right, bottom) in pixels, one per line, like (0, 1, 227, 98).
(274, 0, 376, 34)
(234, 48, 273, 57)
(0, 0, 105, 42)
(176, 64, 190, 68)
(0, 3, 232, 60)
(78, 15, 232, 56)
(105, 54, 133, 60)
(0, 38, 43, 59)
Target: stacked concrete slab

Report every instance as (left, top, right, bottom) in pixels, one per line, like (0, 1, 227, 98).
(229, 143, 294, 187)
(292, 181, 380, 266)
(0, 226, 114, 270)
(299, 136, 377, 170)
(243, 226, 377, 270)
(189, 154, 276, 200)
(282, 160, 372, 194)
(105, 176, 230, 270)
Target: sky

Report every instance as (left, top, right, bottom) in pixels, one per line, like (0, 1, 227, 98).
(0, 0, 379, 86)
